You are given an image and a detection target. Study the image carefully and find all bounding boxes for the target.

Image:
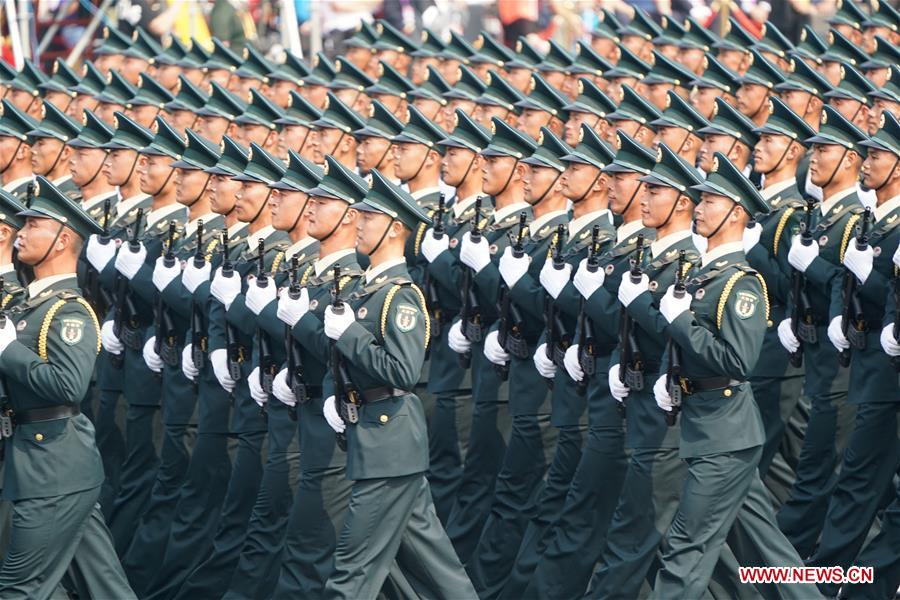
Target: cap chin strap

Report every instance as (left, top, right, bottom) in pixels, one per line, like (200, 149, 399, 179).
(870, 156, 900, 192)
(124, 153, 140, 187)
(404, 149, 431, 185)
(526, 171, 562, 206)
(760, 141, 794, 176)
(818, 147, 850, 191)
(750, 92, 769, 122)
(495, 159, 519, 197)
(322, 204, 349, 240)
(570, 169, 603, 204)
(620, 180, 643, 216)
(150, 167, 176, 197)
(704, 202, 737, 242)
(44, 144, 68, 180)
(248, 189, 273, 225)
(32, 221, 66, 269)
(658, 193, 683, 230)
(81, 152, 109, 189)
(369, 217, 395, 255)
(328, 131, 346, 159)
(185, 175, 211, 207)
(0, 139, 23, 174)
(296, 128, 311, 157)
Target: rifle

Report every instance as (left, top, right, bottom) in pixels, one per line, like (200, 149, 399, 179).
(496, 211, 527, 380)
(423, 194, 446, 357)
(838, 207, 873, 367)
(665, 250, 688, 426)
(221, 231, 243, 383)
(618, 235, 646, 408)
(330, 266, 360, 451)
(284, 255, 306, 420)
(458, 196, 485, 368)
(575, 225, 601, 396)
(153, 220, 178, 358)
(0, 279, 10, 459)
(892, 268, 900, 371)
(255, 240, 276, 416)
(543, 224, 569, 388)
(110, 207, 144, 369)
(190, 221, 207, 371)
(788, 198, 817, 367)
(87, 196, 113, 314)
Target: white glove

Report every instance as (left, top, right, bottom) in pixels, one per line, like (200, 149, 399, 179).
(447, 320, 471, 354)
(277, 287, 309, 327)
(86, 235, 117, 271)
(742, 223, 763, 253)
(0, 317, 15, 356)
(182, 259, 211, 293)
(460, 231, 491, 273)
(498, 246, 530, 288)
(210, 267, 241, 310)
(210, 348, 236, 393)
(421, 229, 449, 262)
(777, 318, 800, 353)
(539, 259, 572, 299)
(618, 273, 649, 307)
(533, 343, 556, 379)
(248, 366, 268, 407)
(608, 364, 630, 402)
(182, 344, 199, 381)
(483, 330, 509, 365)
(272, 369, 297, 407)
(843, 243, 874, 285)
(659, 285, 692, 324)
(893, 244, 900, 269)
(880, 323, 900, 357)
(323, 395, 346, 433)
(324, 304, 356, 340)
(788, 234, 819, 273)
(101, 320, 124, 355)
(152, 255, 181, 292)
(573, 257, 605, 299)
(142, 337, 163, 373)
(563, 343, 584, 382)
(653, 374, 673, 412)
(827, 315, 850, 351)
(114, 241, 147, 280)
(245, 276, 277, 315)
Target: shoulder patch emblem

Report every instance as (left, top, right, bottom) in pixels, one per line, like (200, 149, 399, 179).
(16, 320, 26, 331)
(395, 302, 419, 332)
(733, 290, 758, 319)
(309, 299, 319, 311)
(695, 288, 706, 300)
(60, 317, 85, 345)
(358, 306, 368, 319)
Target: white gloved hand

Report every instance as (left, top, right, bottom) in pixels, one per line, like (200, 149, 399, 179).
(788, 234, 819, 273)
(324, 304, 356, 340)
(181, 259, 211, 293)
(0, 317, 15, 356)
(447, 320, 471, 354)
(142, 337, 163, 373)
(842, 243, 874, 285)
(272, 369, 297, 407)
(460, 231, 491, 273)
(277, 287, 309, 327)
(182, 344, 199, 381)
(880, 323, 900, 357)
(573, 257, 605, 299)
(533, 343, 556, 379)
(827, 315, 850, 351)
(248, 367, 268, 407)
(539, 259, 572, 299)
(421, 229, 449, 262)
(152, 255, 181, 292)
(653, 374, 674, 412)
(608, 364, 630, 402)
(114, 241, 147, 279)
(563, 343, 584, 382)
(210, 267, 241, 310)
(101, 320, 124, 355)
(244, 276, 277, 315)
(483, 330, 510, 365)
(618, 273, 649, 307)
(86, 235, 117, 271)
(323, 395, 346, 433)
(742, 223, 763, 253)
(777, 318, 800, 353)
(498, 246, 530, 288)
(210, 348, 236, 393)
(659, 284, 693, 323)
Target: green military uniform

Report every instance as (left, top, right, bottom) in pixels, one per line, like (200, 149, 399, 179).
(0, 99, 37, 203)
(26, 100, 82, 203)
(0, 177, 134, 599)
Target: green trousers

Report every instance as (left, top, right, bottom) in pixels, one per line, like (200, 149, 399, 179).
(0, 486, 135, 600)
(427, 390, 473, 523)
(95, 387, 126, 514)
(750, 372, 804, 476)
(325, 472, 476, 600)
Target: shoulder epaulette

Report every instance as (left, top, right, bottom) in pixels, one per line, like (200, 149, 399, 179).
(380, 281, 430, 347)
(38, 294, 100, 360)
(716, 266, 769, 329)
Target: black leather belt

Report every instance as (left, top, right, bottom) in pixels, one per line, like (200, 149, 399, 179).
(360, 386, 407, 404)
(678, 376, 741, 396)
(15, 405, 81, 424)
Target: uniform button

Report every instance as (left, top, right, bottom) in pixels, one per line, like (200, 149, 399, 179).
(767, 320, 773, 328)
(379, 414, 388, 424)
(34, 433, 43, 442)
(723, 389, 732, 398)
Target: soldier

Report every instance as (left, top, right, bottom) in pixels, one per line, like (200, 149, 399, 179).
(235, 89, 284, 154)
(820, 29, 868, 88)
(601, 46, 650, 105)
(617, 6, 660, 64)
(233, 46, 275, 102)
(503, 37, 545, 94)
(299, 53, 337, 111)
(774, 58, 830, 136)
(201, 38, 243, 93)
(265, 51, 309, 110)
(677, 17, 719, 76)
(436, 31, 476, 86)
(275, 91, 321, 163)
(26, 101, 81, 201)
(567, 43, 613, 102)
(514, 74, 569, 141)
(310, 92, 366, 170)
(751, 21, 793, 72)
(194, 82, 247, 145)
(5, 61, 46, 120)
(327, 56, 375, 118)
(0, 176, 135, 599)
(67, 110, 118, 220)
(440, 65, 486, 131)
(640, 50, 698, 111)
(651, 90, 709, 167)
(120, 28, 162, 86)
(125, 73, 175, 130)
(471, 70, 525, 129)
(165, 75, 210, 136)
(532, 41, 573, 98)
(688, 54, 741, 121)
(562, 77, 615, 147)
(697, 97, 759, 179)
(735, 50, 785, 128)
(365, 61, 414, 120)
(0, 100, 38, 202)
(713, 18, 755, 75)
(468, 32, 516, 85)
(354, 100, 404, 179)
(603, 84, 660, 148)
(94, 71, 138, 126)
(38, 59, 80, 117)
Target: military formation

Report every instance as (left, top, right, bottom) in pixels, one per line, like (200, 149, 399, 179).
(0, 4, 898, 599)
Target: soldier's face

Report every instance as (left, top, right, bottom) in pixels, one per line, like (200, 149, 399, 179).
(829, 97, 868, 130)
(822, 61, 843, 86)
(809, 143, 856, 187)
(169, 109, 198, 135)
(183, 68, 205, 88)
(523, 164, 560, 204)
(210, 174, 240, 214)
(96, 102, 125, 125)
(645, 83, 674, 111)
(655, 126, 690, 155)
(444, 99, 476, 124)
(438, 59, 461, 85)
(506, 68, 535, 93)
(8, 89, 39, 118)
(679, 48, 706, 74)
(30, 137, 66, 175)
(606, 78, 636, 104)
(736, 84, 768, 119)
(861, 147, 899, 190)
(356, 210, 396, 254)
(229, 76, 255, 98)
(870, 100, 900, 134)
(640, 183, 684, 228)
(128, 104, 160, 129)
(175, 168, 210, 206)
(441, 147, 478, 187)
(864, 67, 890, 89)
(313, 127, 343, 164)
(17, 217, 68, 264)
(154, 64, 181, 91)
(121, 57, 148, 85)
(234, 180, 270, 222)
(517, 109, 551, 141)
(71, 95, 95, 119)
(753, 133, 793, 174)
(138, 154, 174, 196)
(473, 104, 510, 128)
(104, 149, 139, 187)
(372, 94, 405, 117)
(690, 86, 723, 120)
(541, 70, 568, 93)
(268, 80, 297, 109)
(613, 120, 649, 145)
(565, 113, 605, 146)
(392, 142, 430, 181)
(699, 133, 736, 172)
(356, 136, 393, 176)
(269, 188, 308, 231)
(411, 57, 439, 86)
(278, 125, 315, 162)
(205, 69, 232, 92)
(469, 63, 491, 84)
(621, 35, 649, 62)
(301, 85, 328, 109)
(412, 98, 444, 125)
(307, 195, 354, 240)
(43, 91, 73, 115)
(693, 192, 736, 237)
(779, 89, 816, 119)
(609, 171, 642, 215)
(242, 123, 275, 149)
(347, 47, 374, 73)
(657, 44, 680, 61)
(717, 49, 746, 73)
(0, 135, 25, 168)
(69, 147, 108, 187)
(481, 155, 517, 195)
(561, 162, 602, 201)
(197, 116, 231, 145)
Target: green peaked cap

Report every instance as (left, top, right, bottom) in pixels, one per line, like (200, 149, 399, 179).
(274, 90, 322, 127)
(196, 82, 247, 121)
(101, 111, 154, 151)
(127, 73, 175, 109)
(354, 168, 430, 230)
(123, 28, 163, 62)
(643, 50, 697, 87)
(861, 35, 900, 70)
(505, 36, 544, 70)
(354, 99, 404, 140)
(521, 127, 572, 172)
(691, 53, 741, 95)
(619, 7, 662, 41)
(560, 123, 616, 170)
(270, 151, 322, 192)
(469, 31, 515, 67)
(68, 109, 114, 148)
(345, 21, 379, 49)
(203, 38, 242, 72)
(0, 188, 25, 229)
(692, 151, 769, 213)
(139, 117, 186, 159)
(805, 104, 868, 156)
(392, 105, 449, 154)
(653, 14, 686, 46)
(754, 96, 816, 144)
(828, 0, 867, 30)
(824, 61, 876, 105)
(752, 21, 794, 60)
(474, 69, 525, 112)
(28, 100, 80, 142)
(235, 88, 284, 130)
(870, 65, 900, 103)
(604, 130, 656, 174)
(308, 154, 368, 203)
(698, 96, 759, 147)
(604, 44, 651, 80)
(96, 70, 137, 105)
(165, 75, 210, 112)
(713, 18, 755, 53)
(171, 129, 220, 170)
(564, 77, 616, 117)
(535, 40, 574, 73)
(21, 176, 102, 236)
(822, 28, 868, 67)
(443, 64, 487, 102)
(774, 55, 833, 99)
(437, 30, 475, 62)
(794, 26, 829, 64)
(310, 92, 365, 133)
(40, 59, 80, 97)
(864, 0, 900, 31)
(606, 83, 662, 125)
(329, 56, 376, 92)
(515, 73, 569, 121)
(0, 60, 16, 84)
(411, 27, 446, 58)
(267, 51, 310, 86)
(738, 49, 786, 89)
(302, 53, 337, 87)
(0, 99, 38, 141)
(678, 16, 719, 51)
(860, 111, 900, 156)
(153, 36, 189, 66)
(8, 60, 47, 96)
(373, 19, 418, 54)
(480, 116, 537, 159)
(235, 45, 275, 83)
(439, 108, 492, 153)
(206, 136, 248, 176)
(591, 9, 622, 41)
(366, 60, 414, 99)
(233, 143, 286, 184)
(71, 62, 106, 96)
(407, 65, 451, 105)
(639, 142, 704, 203)
(179, 38, 212, 68)
(569, 41, 614, 77)
(94, 25, 130, 56)
(651, 90, 709, 134)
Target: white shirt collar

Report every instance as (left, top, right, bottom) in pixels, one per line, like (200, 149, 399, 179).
(365, 257, 406, 284)
(820, 186, 857, 216)
(3, 175, 31, 192)
(115, 193, 149, 218)
(184, 212, 218, 239)
(285, 236, 317, 260)
(569, 209, 608, 239)
(701, 241, 744, 267)
(650, 229, 692, 259)
(228, 221, 247, 238)
(0, 264, 15, 277)
(616, 219, 644, 245)
(314, 248, 355, 277)
(452, 194, 480, 219)
(52, 175, 72, 186)
(27, 273, 75, 299)
(760, 177, 797, 201)
(80, 190, 117, 213)
(410, 186, 442, 202)
(145, 203, 185, 230)
(246, 225, 277, 251)
(529, 209, 567, 235)
(492, 201, 530, 224)
(875, 194, 900, 223)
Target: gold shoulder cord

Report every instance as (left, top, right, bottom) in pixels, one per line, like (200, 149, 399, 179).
(716, 272, 770, 329)
(414, 221, 429, 257)
(270, 251, 285, 277)
(772, 207, 796, 256)
(840, 214, 861, 264)
(38, 298, 101, 361)
(1, 293, 12, 309)
(753, 273, 771, 321)
(545, 231, 559, 261)
(204, 238, 219, 262)
(380, 283, 431, 347)
(300, 264, 314, 285)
